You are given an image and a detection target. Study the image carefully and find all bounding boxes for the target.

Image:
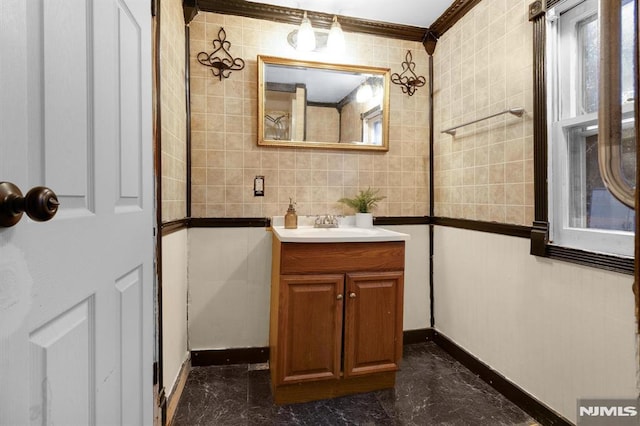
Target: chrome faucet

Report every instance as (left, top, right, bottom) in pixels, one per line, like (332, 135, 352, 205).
(314, 214, 340, 228)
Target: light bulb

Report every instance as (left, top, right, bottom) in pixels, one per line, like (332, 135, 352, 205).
(356, 83, 373, 103)
(327, 16, 345, 54)
(297, 11, 316, 52)
(373, 84, 384, 104)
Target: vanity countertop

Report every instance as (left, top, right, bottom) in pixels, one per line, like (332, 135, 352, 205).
(271, 221, 410, 243)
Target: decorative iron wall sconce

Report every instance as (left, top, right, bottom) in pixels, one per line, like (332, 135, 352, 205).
(391, 50, 426, 96)
(197, 27, 245, 80)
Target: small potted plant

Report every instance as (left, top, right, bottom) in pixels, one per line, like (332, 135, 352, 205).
(338, 187, 386, 228)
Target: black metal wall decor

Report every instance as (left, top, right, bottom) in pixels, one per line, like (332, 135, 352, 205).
(391, 50, 426, 96)
(197, 27, 245, 80)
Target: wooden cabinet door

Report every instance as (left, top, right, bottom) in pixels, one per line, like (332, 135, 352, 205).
(343, 271, 404, 377)
(277, 274, 344, 385)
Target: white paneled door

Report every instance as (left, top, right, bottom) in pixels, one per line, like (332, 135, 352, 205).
(0, 0, 154, 424)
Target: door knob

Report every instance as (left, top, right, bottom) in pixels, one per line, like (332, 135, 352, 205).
(349, 292, 356, 298)
(0, 182, 60, 227)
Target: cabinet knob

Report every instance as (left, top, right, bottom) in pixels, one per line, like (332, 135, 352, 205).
(349, 292, 356, 298)
(336, 294, 343, 300)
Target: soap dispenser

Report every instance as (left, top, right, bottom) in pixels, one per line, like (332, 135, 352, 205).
(284, 198, 297, 229)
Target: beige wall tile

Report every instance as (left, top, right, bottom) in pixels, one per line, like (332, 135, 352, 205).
(160, 0, 188, 222)
(189, 12, 429, 217)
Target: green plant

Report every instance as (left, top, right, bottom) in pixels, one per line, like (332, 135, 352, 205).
(338, 187, 386, 213)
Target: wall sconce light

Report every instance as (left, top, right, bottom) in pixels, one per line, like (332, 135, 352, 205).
(296, 11, 316, 52)
(391, 50, 426, 96)
(327, 16, 345, 54)
(356, 83, 373, 103)
(356, 77, 383, 103)
(372, 83, 384, 104)
(287, 13, 345, 54)
(197, 27, 245, 80)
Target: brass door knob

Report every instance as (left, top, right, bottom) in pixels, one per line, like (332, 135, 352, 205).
(0, 182, 60, 227)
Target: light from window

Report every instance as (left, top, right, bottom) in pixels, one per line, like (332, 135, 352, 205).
(566, 124, 636, 231)
(579, 15, 598, 114)
(362, 107, 383, 145)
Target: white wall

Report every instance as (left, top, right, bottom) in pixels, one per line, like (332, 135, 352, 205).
(434, 226, 638, 424)
(385, 225, 430, 331)
(161, 230, 189, 395)
(188, 225, 431, 349)
(188, 227, 273, 349)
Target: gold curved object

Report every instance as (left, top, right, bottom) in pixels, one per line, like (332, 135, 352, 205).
(598, 0, 635, 208)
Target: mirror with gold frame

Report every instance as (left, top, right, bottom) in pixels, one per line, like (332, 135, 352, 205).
(257, 55, 390, 151)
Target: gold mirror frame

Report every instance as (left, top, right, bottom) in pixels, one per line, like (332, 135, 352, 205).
(257, 55, 390, 151)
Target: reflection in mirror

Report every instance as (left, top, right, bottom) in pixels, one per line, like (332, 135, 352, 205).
(258, 55, 390, 151)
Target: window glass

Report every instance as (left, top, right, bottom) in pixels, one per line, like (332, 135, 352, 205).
(621, 0, 636, 105)
(567, 125, 636, 231)
(579, 16, 598, 114)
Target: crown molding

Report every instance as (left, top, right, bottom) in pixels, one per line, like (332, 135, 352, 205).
(192, 0, 428, 42)
(429, 0, 482, 38)
(185, 0, 487, 60)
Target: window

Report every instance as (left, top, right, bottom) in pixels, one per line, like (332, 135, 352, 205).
(547, 0, 636, 257)
(362, 106, 383, 145)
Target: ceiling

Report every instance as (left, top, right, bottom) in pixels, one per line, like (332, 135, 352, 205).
(245, 0, 457, 28)
(265, 64, 376, 103)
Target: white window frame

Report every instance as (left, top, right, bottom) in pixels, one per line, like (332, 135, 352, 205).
(362, 107, 383, 145)
(547, 0, 635, 257)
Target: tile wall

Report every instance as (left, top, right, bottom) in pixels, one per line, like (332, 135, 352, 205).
(306, 106, 339, 143)
(432, 0, 534, 225)
(189, 12, 430, 218)
(160, 0, 188, 222)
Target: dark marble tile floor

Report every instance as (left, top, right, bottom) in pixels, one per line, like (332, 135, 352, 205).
(172, 342, 538, 425)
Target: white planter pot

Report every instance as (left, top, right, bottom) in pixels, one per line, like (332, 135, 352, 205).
(355, 212, 373, 228)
